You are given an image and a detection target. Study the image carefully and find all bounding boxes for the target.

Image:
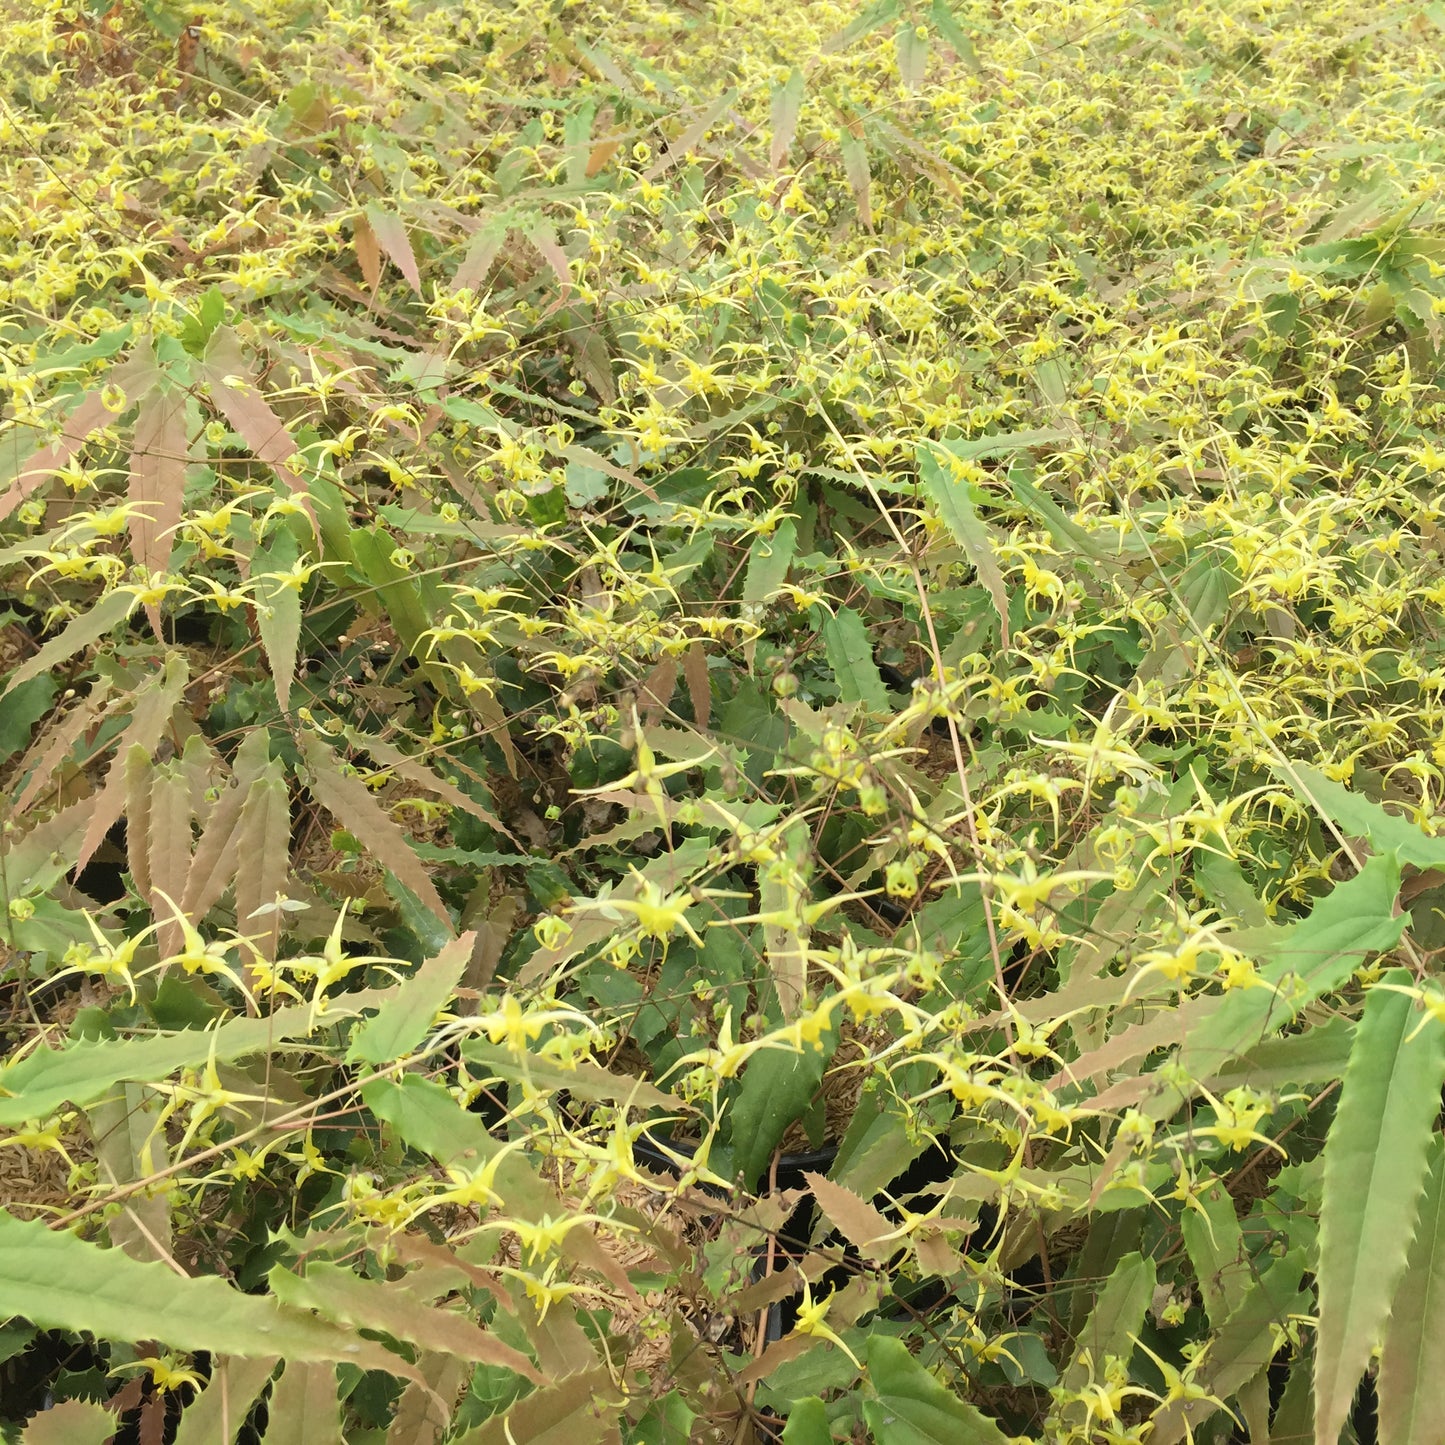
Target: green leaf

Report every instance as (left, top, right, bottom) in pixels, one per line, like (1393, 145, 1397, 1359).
(1378, 1137, 1445, 1445)
(830, 1081, 929, 1200)
(1059, 1251, 1155, 1428)
(34, 324, 133, 375)
(1, 588, 135, 699)
(1286, 764, 1445, 869)
(1314, 971, 1445, 1445)
(172, 1356, 278, 1445)
(0, 673, 56, 764)
(937, 429, 1072, 464)
(839, 128, 872, 229)
(1136, 554, 1233, 688)
(826, 0, 900, 50)
(1002, 467, 1112, 560)
(895, 24, 928, 89)
(1209, 1015, 1356, 1095)
(452, 1365, 616, 1445)
(770, 68, 805, 171)
(1194, 850, 1270, 930)
(253, 527, 302, 714)
(461, 1040, 680, 1111)
(820, 606, 890, 711)
(1180, 1179, 1247, 1330)
(743, 520, 797, 606)
(1151, 1252, 1310, 1445)
(0, 1211, 406, 1373)
(727, 1039, 834, 1190)
(862, 1335, 1010, 1445)
(363, 1075, 551, 1220)
(346, 934, 472, 1065)
(349, 525, 432, 655)
(781, 1396, 834, 1443)
(257, 1362, 341, 1445)
(917, 445, 1010, 646)
(929, 0, 978, 66)
(0, 986, 391, 1127)
(1175, 853, 1406, 1091)
(269, 1261, 541, 1379)
(361, 1073, 501, 1170)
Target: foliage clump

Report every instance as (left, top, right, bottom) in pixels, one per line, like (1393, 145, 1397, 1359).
(1, 0, 1444, 1441)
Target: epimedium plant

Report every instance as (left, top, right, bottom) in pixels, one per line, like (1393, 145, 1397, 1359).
(1, 0, 1445, 1442)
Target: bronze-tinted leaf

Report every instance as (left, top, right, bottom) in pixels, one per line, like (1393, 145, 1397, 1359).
(181, 731, 273, 924)
(353, 211, 381, 292)
(233, 763, 292, 962)
(127, 383, 188, 609)
(637, 656, 677, 727)
(11, 681, 111, 817)
(340, 724, 514, 843)
(199, 329, 316, 525)
(364, 204, 422, 293)
(123, 745, 154, 900)
(148, 762, 193, 958)
(75, 654, 189, 877)
(300, 731, 450, 926)
(0, 389, 112, 524)
(683, 642, 710, 729)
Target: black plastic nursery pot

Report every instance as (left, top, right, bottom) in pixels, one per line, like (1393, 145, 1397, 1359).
(633, 1128, 841, 1332)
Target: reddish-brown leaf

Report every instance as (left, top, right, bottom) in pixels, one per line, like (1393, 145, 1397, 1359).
(178, 733, 221, 818)
(300, 732, 450, 925)
(770, 68, 805, 172)
(683, 643, 710, 730)
(13, 682, 112, 816)
(465, 687, 519, 777)
(233, 763, 291, 962)
(364, 205, 422, 293)
(526, 223, 572, 299)
(127, 384, 188, 585)
(137, 1394, 166, 1445)
(0, 390, 113, 524)
(199, 330, 317, 527)
(452, 227, 504, 294)
(586, 108, 622, 178)
(384, 1354, 468, 1445)
(637, 657, 677, 728)
(340, 725, 515, 843)
(17, 1397, 115, 1445)
(76, 656, 189, 877)
(123, 746, 154, 900)
(180, 732, 273, 924)
(148, 764, 193, 958)
(353, 211, 381, 292)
